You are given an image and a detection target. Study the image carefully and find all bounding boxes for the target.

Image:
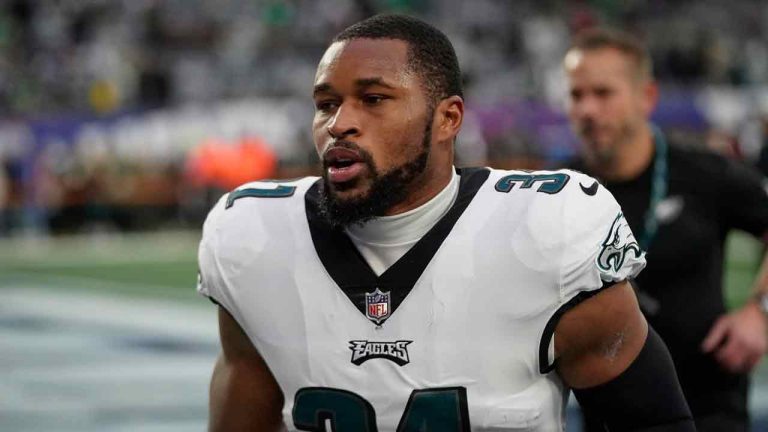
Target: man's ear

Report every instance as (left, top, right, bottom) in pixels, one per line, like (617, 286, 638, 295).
(641, 80, 659, 117)
(434, 95, 464, 143)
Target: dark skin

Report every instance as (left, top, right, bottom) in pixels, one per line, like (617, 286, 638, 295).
(209, 308, 286, 431)
(208, 38, 650, 431)
(312, 38, 460, 213)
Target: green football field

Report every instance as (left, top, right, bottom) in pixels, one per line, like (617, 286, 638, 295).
(0, 230, 203, 301)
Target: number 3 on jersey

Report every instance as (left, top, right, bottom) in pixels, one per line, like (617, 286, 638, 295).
(293, 387, 470, 431)
(495, 173, 569, 194)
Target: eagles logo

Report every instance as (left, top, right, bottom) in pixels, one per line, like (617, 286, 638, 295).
(349, 340, 412, 366)
(597, 213, 643, 274)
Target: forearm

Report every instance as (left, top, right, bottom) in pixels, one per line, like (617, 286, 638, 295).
(209, 355, 286, 432)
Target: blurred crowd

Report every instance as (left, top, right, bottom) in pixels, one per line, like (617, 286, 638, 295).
(1, 0, 768, 235)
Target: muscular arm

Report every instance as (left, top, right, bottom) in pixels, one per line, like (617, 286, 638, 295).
(209, 306, 286, 432)
(555, 281, 695, 431)
(555, 280, 646, 387)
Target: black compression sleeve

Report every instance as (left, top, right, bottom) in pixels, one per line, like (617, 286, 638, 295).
(573, 327, 696, 432)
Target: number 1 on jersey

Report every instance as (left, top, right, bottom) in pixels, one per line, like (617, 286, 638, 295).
(293, 386, 470, 431)
(225, 185, 296, 209)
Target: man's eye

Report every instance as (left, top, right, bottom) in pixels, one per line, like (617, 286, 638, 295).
(362, 95, 387, 105)
(315, 101, 338, 112)
(595, 88, 612, 98)
(570, 90, 582, 101)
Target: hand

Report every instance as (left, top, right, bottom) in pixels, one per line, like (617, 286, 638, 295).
(701, 302, 768, 373)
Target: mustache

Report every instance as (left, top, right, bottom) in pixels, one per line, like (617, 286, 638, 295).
(578, 119, 597, 135)
(321, 140, 375, 169)
(323, 140, 360, 156)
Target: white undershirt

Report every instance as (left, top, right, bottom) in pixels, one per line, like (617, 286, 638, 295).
(346, 169, 460, 276)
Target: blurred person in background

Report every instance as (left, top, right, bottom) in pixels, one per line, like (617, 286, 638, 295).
(755, 117, 768, 178)
(197, 14, 694, 432)
(564, 28, 768, 432)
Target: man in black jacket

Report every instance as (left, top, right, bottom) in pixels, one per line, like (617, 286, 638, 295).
(564, 27, 768, 432)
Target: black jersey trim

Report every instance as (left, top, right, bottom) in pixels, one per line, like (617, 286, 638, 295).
(538, 280, 614, 374)
(305, 167, 490, 326)
(206, 296, 220, 307)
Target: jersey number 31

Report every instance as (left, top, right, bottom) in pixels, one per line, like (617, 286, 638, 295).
(293, 386, 470, 431)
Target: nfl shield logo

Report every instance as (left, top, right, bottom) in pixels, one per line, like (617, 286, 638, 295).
(365, 288, 391, 324)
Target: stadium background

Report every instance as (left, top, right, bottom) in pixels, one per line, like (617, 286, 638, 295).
(1, 0, 768, 430)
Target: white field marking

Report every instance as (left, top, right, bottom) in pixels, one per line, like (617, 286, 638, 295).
(0, 286, 217, 339)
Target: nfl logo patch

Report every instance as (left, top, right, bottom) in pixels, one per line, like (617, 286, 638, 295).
(365, 288, 390, 324)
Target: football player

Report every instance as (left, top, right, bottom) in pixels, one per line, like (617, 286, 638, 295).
(198, 14, 695, 431)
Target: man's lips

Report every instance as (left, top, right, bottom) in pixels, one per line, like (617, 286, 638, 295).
(323, 146, 366, 184)
(327, 163, 365, 183)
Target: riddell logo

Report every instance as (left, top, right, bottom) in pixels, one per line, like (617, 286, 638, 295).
(349, 340, 412, 366)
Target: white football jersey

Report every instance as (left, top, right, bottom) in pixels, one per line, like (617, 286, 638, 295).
(197, 167, 645, 431)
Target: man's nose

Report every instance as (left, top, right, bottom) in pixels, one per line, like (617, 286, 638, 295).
(571, 95, 599, 119)
(327, 104, 361, 138)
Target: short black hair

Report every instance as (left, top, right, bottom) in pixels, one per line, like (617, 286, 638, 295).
(332, 14, 463, 104)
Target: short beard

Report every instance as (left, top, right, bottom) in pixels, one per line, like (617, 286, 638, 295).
(581, 120, 635, 168)
(318, 121, 432, 229)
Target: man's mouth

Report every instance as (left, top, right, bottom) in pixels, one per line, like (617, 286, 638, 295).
(579, 121, 597, 137)
(324, 146, 367, 184)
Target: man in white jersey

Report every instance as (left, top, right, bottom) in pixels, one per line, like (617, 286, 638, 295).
(197, 14, 695, 431)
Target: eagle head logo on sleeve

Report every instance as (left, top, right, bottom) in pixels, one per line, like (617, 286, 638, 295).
(597, 213, 643, 274)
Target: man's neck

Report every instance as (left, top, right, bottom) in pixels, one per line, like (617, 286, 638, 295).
(589, 125, 655, 182)
(347, 169, 460, 276)
(384, 160, 454, 216)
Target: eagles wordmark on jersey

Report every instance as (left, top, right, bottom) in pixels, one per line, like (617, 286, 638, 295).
(197, 167, 646, 431)
(349, 340, 412, 366)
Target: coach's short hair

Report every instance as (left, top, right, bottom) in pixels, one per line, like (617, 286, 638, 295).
(333, 14, 463, 104)
(568, 27, 653, 82)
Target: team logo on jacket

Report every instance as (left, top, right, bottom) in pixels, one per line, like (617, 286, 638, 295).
(365, 288, 391, 324)
(349, 340, 412, 366)
(597, 213, 643, 273)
